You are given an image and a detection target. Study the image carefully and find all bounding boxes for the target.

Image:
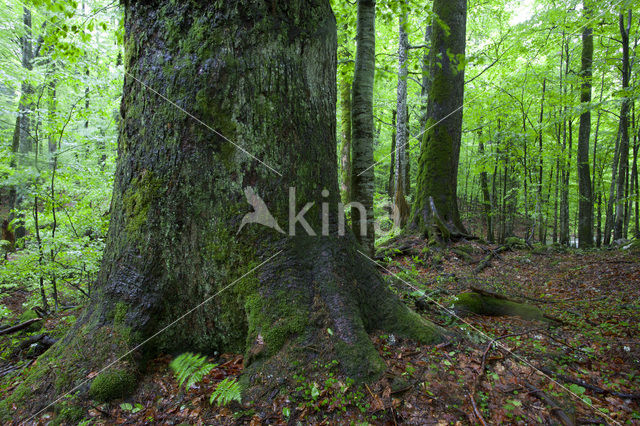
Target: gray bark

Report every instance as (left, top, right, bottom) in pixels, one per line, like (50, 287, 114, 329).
(351, 0, 376, 253)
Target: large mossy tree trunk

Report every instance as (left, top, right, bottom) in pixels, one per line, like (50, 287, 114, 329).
(411, 0, 468, 239)
(577, 1, 594, 248)
(7, 0, 442, 418)
(351, 0, 376, 254)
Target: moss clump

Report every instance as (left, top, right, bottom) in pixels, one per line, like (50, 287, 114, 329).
(89, 369, 136, 402)
(18, 309, 43, 332)
(505, 237, 527, 249)
(532, 244, 548, 255)
(122, 171, 164, 236)
(452, 292, 544, 321)
(112, 302, 129, 325)
(52, 405, 84, 425)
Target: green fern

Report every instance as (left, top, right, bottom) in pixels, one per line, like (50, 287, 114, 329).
(169, 352, 217, 390)
(209, 377, 242, 406)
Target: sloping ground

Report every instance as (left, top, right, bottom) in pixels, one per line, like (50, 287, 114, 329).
(1, 243, 639, 424)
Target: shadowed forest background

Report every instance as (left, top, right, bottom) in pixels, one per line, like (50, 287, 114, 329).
(0, 0, 639, 424)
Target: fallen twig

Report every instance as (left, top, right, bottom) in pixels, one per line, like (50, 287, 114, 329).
(473, 246, 508, 273)
(523, 381, 575, 426)
(539, 367, 640, 400)
(469, 392, 487, 426)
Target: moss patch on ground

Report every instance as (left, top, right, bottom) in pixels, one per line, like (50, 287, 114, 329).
(452, 292, 545, 321)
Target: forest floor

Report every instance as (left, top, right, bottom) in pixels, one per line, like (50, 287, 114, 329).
(1, 241, 640, 425)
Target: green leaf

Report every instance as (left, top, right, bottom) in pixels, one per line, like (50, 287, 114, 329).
(311, 383, 320, 400)
(209, 378, 242, 406)
(169, 352, 217, 390)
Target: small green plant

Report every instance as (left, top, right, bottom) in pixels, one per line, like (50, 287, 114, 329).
(210, 377, 242, 406)
(169, 352, 217, 390)
(119, 402, 143, 413)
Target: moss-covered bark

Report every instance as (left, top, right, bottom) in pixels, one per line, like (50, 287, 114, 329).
(411, 0, 467, 238)
(5, 0, 443, 419)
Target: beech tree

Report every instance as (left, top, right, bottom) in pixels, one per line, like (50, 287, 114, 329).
(412, 0, 468, 239)
(577, 1, 594, 248)
(8, 0, 441, 415)
(351, 0, 376, 253)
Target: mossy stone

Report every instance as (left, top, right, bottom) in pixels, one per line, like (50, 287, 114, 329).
(89, 369, 136, 402)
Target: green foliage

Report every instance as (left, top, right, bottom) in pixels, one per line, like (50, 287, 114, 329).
(209, 377, 242, 406)
(169, 352, 217, 390)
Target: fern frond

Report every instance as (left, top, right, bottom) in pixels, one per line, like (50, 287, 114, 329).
(210, 377, 242, 406)
(169, 352, 217, 390)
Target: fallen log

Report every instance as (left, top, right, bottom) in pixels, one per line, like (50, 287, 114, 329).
(452, 291, 550, 322)
(0, 318, 42, 336)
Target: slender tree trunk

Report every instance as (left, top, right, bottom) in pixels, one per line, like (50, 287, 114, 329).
(559, 39, 571, 246)
(537, 79, 546, 243)
(592, 65, 605, 246)
(404, 106, 411, 196)
(351, 0, 376, 253)
(419, 25, 432, 138)
(478, 132, 493, 242)
(17, 7, 34, 157)
(394, 4, 410, 227)
(388, 109, 396, 198)
(605, 126, 621, 244)
(553, 157, 560, 243)
(614, 10, 631, 240)
(577, 1, 594, 247)
(339, 69, 352, 205)
(633, 120, 639, 238)
(10, 1, 443, 415)
(411, 0, 467, 239)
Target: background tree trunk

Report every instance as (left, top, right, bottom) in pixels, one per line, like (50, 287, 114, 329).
(388, 109, 396, 198)
(351, 0, 377, 253)
(339, 68, 352, 205)
(478, 132, 493, 242)
(614, 10, 631, 240)
(13, 0, 441, 414)
(411, 0, 467, 239)
(394, 4, 410, 228)
(577, 2, 593, 248)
